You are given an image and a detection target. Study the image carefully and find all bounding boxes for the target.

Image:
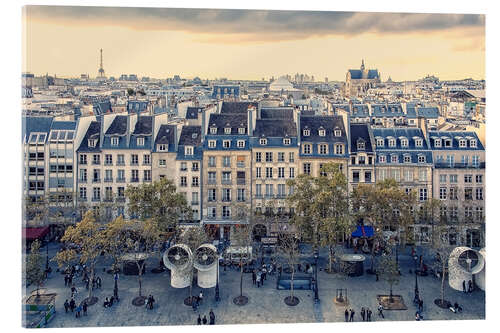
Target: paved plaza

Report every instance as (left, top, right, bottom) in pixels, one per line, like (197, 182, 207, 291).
(24, 242, 485, 327)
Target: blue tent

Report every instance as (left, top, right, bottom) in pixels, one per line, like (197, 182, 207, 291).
(351, 225, 374, 238)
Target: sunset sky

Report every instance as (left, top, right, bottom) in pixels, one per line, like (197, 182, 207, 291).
(22, 6, 486, 81)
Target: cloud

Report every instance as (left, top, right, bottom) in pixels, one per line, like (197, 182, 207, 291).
(24, 6, 485, 42)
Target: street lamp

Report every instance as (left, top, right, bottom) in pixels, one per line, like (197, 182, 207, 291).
(314, 249, 319, 303)
(413, 255, 419, 304)
(215, 254, 220, 302)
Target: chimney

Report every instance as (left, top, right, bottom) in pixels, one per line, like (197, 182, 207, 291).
(296, 110, 301, 146)
(417, 116, 428, 140)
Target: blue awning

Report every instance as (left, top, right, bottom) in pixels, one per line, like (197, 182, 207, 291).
(351, 225, 374, 238)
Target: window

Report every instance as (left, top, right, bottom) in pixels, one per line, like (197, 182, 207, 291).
(259, 138, 267, 145)
(93, 169, 100, 182)
(358, 156, 366, 165)
(352, 171, 360, 183)
(450, 206, 458, 220)
(303, 163, 311, 175)
(390, 169, 400, 182)
(208, 189, 216, 201)
(158, 144, 167, 151)
(439, 187, 447, 200)
(93, 187, 101, 201)
(470, 139, 477, 148)
(449, 174, 458, 183)
(476, 175, 483, 183)
(472, 155, 480, 168)
(303, 129, 310, 136)
(283, 138, 291, 145)
(191, 192, 199, 205)
(143, 154, 151, 165)
(117, 187, 125, 199)
(403, 155, 411, 163)
(93, 154, 100, 165)
(180, 176, 187, 187)
(388, 138, 396, 147)
(104, 154, 113, 165)
(131, 170, 139, 182)
(223, 156, 231, 167)
(265, 184, 274, 198)
(334, 129, 341, 137)
(401, 138, 408, 147)
(208, 140, 216, 148)
(419, 188, 428, 201)
(289, 152, 295, 162)
(278, 167, 285, 178)
(256, 167, 262, 178)
(224, 127, 231, 134)
(222, 171, 231, 184)
(117, 170, 125, 181)
(434, 139, 441, 147)
(117, 154, 125, 165)
(289, 167, 295, 178)
(464, 174, 472, 183)
(111, 137, 119, 146)
(223, 140, 231, 148)
(465, 206, 473, 220)
(303, 144, 311, 154)
(476, 207, 484, 221)
(365, 171, 372, 183)
(265, 152, 273, 162)
(449, 187, 458, 200)
(266, 167, 273, 178)
(415, 139, 423, 147)
(335, 144, 344, 155)
(459, 139, 466, 148)
(391, 155, 398, 163)
(237, 140, 245, 148)
(208, 156, 216, 167)
(207, 172, 216, 184)
(419, 170, 427, 182)
(376, 138, 384, 147)
(88, 139, 97, 148)
(319, 144, 328, 155)
(357, 140, 365, 150)
(277, 184, 286, 198)
(131, 154, 138, 165)
(185, 146, 194, 155)
(207, 207, 216, 219)
(379, 155, 386, 163)
(210, 127, 217, 134)
(278, 152, 285, 162)
(318, 129, 326, 137)
(192, 176, 199, 187)
(237, 189, 245, 202)
(255, 184, 262, 197)
(79, 187, 87, 200)
(222, 188, 231, 202)
(238, 127, 245, 134)
(476, 187, 483, 200)
(444, 139, 452, 147)
(79, 154, 87, 165)
(105, 169, 112, 182)
(464, 188, 473, 200)
(137, 137, 145, 146)
(418, 155, 426, 163)
(439, 174, 447, 183)
(79, 169, 87, 182)
(255, 152, 262, 162)
(222, 206, 231, 219)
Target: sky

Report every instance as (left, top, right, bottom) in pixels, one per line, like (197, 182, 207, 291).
(22, 6, 486, 81)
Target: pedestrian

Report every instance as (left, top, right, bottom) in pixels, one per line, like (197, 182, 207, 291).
(64, 299, 69, 313)
(64, 275, 68, 286)
(103, 297, 109, 308)
(82, 301, 88, 316)
(145, 296, 149, 309)
(367, 309, 372, 322)
(361, 307, 366, 321)
(70, 298, 76, 312)
(197, 314, 202, 325)
(199, 291, 203, 305)
(96, 276, 102, 289)
(462, 280, 467, 293)
(92, 277, 96, 290)
(350, 309, 355, 322)
(85, 278, 89, 290)
(378, 303, 384, 318)
(468, 280, 473, 293)
(75, 304, 82, 318)
(209, 309, 215, 325)
(202, 315, 207, 325)
(71, 285, 77, 298)
(252, 270, 257, 285)
(192, 298, 198, 312)
(256, 272, 261, 288)
(418, 299, 423, 313)
(149, 295, 155, 309)
(344, 309, 349, 322)
(262, 266, 267, 281)
(415, 311, 420, 321)
(68, 275, 73, 286)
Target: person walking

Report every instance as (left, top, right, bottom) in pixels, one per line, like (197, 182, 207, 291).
(75, 304, 82, 318)
(82, 301, 88, 316)
(350, 309, 355, 322)
(69, 298, 76, 312)
(64, 275, 69, 287)
(96, 276, 102, 289)
(202, 315, 207, 325)
(462, 280, 467, 293)
(64, 299, 69, 313)
(150, 295, 155, 309)
(367, 309, 372, 322)
(71, 285, 77, 298)
(361, 307, 366, 321)
(378, 303, 384, 318)
(252, 270, 257, 285)
(418, 299, 424, 313)
(468, 280, 473, 293)
(192, 298, 198, 312)
(68, 274, 73, 286)
(209, 309, 215, 325)
(197, 315, 202, 325)
(256, 272, 261, 288)
(344, 309, 349, 322)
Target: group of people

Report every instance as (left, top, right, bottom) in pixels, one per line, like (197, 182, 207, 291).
(252, 266, 268, 288)
(196, 309, 216, 325)
(64, 299, 87, 318)
(83, 273, 102, 290)
(462, 280, 474, 293)
(450, 302, 463, 313)
(103, 295, 118, 308)
(344, 307, 376, 322)
(145, 295, 155, 310)
(191, 291, 203, 311)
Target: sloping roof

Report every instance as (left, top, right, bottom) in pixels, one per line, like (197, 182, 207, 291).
(428, 131, 484, 150)
(300, 115, 346, 142)
(22, 116, 53, 143)
(350, 123, 373, 153)
(178, 125, 202, 146)
(372, 128, 428, 149)
(254, 119, 297, 137)
(94, 101, 112, 115)
(348, 70, 362, 79)
(208, 113, 248, 135)
(417, 107, 439, 119)
(77, 121, 101, 151)
(105, 115, 128, 135)
(220, 101, 258, 114)
(260, 107, 294, 119)
(51, 121, 76, 130)
(186, 107, 202, 119)
(367, 69, 379, 79)
(132, 116, 152, 135)
(155, 124, 176, 145)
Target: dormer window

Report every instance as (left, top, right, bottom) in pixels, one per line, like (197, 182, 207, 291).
(418, 155, 426, 163)
(238, 127, 245, 135)
(376, 138, 384, 147)
(111, 136, 119, 146)
(88, 139, 96, 148)
(391, 154, 398, 163)
(400, 138, 408, 147)
(303, 144, 312, 154)
(318, 129, 326, 137)
(459, 139, 466, 148)
(283, 138, 291, 145)
(388, 138, 396, 147)
(444, 139, 452, 147)
(415, 138, 423, 147)
(404, 155, 411, 163)
(334, 129, 341, 137)
(158, 144, 167, 152)
(470, 139, 477, 148)
(259, 138, 267, 145)
(208, 140, 216, 148)
(434, 139, 441, 147)
(357, 139, 365, 150)
(185, 146, 193, 155)
(210, 127, 217, 134)
(303, 129, 310, 137)
(379, 155, 386, 163)
(237, 140, 245, 148)
(137, 137, 145, 146)
(223, 140, 231, 148)
(224, 127, 231, 135)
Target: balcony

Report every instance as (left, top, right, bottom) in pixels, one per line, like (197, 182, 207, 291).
(255, 194, 263, 199)
(192, 167, 199, 172)
(191, 201, 199, 206)
(143, 178, 152, 182)
(131, 178, 140, 183)
(192, 183, 199, 187)
(265, 194, 274, 199)
(207, 179, 216, 185)
(276, 194, 287, 199)
(104, 178, 113, 183)
(180, 167, 188, 172)
(79, 161, 87, 165)
(116, 161, 125, 166)
(79, 178, 88, 183)
(180, 183, 187, 187)
(116, 197, 126, 202)
(104, 162, 113, 166)
(116, 178, 126, 183)
(237, 162, 245, 168)
(222, 215, 232, 220)
(237, 178, 246, 185)
(221, 180, 232, 185)
(78, 197, 87, 202)
(92, 178, 101, 183)
(435, 162, 485, 169)
(92, 197, 101, 202)
(222, 198, 232, 202)
(103, 197, 113, 202)
(208, 163, 216, 168)
(92, 161, 101, 165)
(130, 162, 139, 166)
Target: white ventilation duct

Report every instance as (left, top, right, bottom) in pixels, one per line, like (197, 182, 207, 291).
(474, 248, 485, 291)
(448, 247, 485, 291)
(163, 244, 193, 288)
(193, 244, 218, 288)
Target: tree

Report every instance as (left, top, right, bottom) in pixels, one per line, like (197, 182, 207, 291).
(376, 254, 400, 303)
(127, 88, 135, 96)
(102, 215, 129, 273)
(57, 211, 104, 305)
(177, 226, 209, 305)
(123, 218, 161, 305)
(126, 178, 191, 232)
(24, 195, 49, 227)
(26, 240, 45, 297)
(277, 227, 301, 306)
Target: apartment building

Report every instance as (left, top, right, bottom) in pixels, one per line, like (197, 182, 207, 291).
(348, 123, 376, 192)
(429, 131, 485, 248)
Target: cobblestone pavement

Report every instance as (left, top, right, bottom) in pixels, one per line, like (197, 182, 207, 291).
(24, 242, 484, 327)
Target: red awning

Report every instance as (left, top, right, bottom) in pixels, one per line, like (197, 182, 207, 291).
(23, 226, 50, 241)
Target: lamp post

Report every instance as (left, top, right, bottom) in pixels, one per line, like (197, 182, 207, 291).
(314, 249, 319, 303)
(215, 245, 220, 302)
(114, 272, 119, 300)
(413, 255, 419, 304)
(45, 235, 49, 271)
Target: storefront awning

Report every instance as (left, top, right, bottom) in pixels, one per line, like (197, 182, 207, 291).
(23, 226, 49, 241)
(351, 225, 374, 238)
